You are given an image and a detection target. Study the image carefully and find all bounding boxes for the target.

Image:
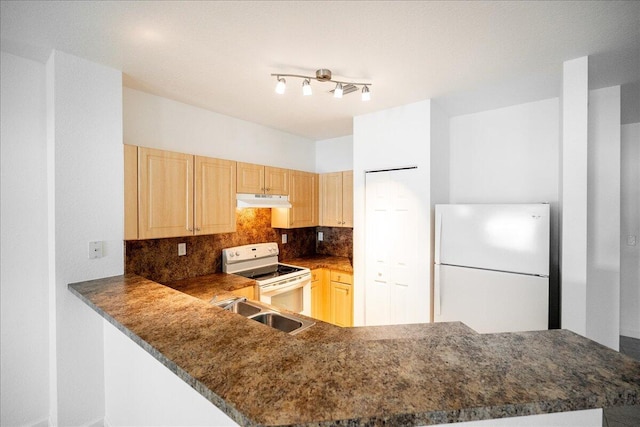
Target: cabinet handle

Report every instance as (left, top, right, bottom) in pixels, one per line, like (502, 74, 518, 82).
(195, 227, 201, 232)
(266, 187, 271, 192)
(188, 227, 193, 232)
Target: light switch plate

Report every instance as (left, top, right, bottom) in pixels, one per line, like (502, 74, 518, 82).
(281, 234, 287, 244)
(318, 231, 324, 241)
(178, 243, 187, 256)
(89, 241, 103, 259)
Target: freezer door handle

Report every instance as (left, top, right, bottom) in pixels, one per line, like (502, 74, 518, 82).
(434, 264, 441, 316)
(435, 212, 442, 264)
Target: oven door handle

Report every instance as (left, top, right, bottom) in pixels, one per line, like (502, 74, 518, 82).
(260, 273, 311, 297)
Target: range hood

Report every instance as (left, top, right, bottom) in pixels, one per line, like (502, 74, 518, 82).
(236, 193, 292, 208)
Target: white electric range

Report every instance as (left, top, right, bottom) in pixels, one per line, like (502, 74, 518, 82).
(222, 243, 311, 315)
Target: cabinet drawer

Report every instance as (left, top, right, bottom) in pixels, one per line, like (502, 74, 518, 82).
(330, 270, 353, 285)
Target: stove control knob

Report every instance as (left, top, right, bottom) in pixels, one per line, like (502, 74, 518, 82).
(235, 251, 241, 257)
(228, 252, 234, 258)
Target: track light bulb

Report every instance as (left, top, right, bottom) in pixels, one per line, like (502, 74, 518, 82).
(275, 77, 286, 94)
(334, 83, 343, 99)
(361, 85, 371, 101)
(302, 79, 312, 96)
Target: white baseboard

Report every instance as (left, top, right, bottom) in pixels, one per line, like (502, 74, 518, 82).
(620, 329, 640, 340)
(103, 415, 112, 427)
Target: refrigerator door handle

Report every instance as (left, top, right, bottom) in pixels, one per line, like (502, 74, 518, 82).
(435, 211, 442, 264)
(434, 264, 441, 316)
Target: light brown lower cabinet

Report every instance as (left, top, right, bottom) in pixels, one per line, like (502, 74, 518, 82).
(330, 270, 353, 327)
(231, 285, 257, 300)
(311, 269, 330, 322)
(310, 268, 353, 327)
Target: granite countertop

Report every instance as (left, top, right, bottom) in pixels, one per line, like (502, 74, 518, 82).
(164, 270, 476, 344)
(281, 254, 353, 273)
(69, 274, 640, 427)
(165, 272, 257, 301)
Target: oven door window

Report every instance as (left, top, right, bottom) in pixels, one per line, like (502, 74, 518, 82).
(268, 287, 303, 313)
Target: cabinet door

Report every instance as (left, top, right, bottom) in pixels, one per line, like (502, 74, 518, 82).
(236, 162, 264, 193)
(311, 269, 330, 322)
(265, 166, 289, 195)
(195, 157, 236, 234)
(342, 171, 354, 227)
(138, 147, 193, 239)
(124, 144, 138, 240)
(290, 170, 318, 227)
(311, 269, 323, 320)
(231, 285, 256, 300)
(330, 281, 353, 327)
(321, 172, 343, 226)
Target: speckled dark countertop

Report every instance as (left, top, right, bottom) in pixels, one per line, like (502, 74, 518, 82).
(166, 271, 257, 301)
(282, 254, 353, 273)
(69, 274, 640, 427)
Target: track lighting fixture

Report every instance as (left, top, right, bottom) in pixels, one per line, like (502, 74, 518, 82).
(334, 83, 343, 99)
(361, 85, 371, 101)
(302, 79, 312, 96)
(272, 68, 371, 100)
(275, 77, 286, 94)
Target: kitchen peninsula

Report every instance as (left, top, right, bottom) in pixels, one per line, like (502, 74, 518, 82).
(69, 274, 640, 427)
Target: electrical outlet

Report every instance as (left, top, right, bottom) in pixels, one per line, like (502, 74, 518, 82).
(88, 241, 103, 259)
(318, 231, 324, 241)
(281, 234, 288, 244)
(628, 235, 637, 246)
(178, 243, 187, 256)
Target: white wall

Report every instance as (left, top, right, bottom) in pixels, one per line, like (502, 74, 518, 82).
(449, 98, 560, 205)
(620, 122, 640, 339)
(47, 50, 124, 425)
(586, 86, 621, 350)
(315, 135, 353, 172)
(429, 101, 450, 320)
(103, 321, 236, 426)
(561, 56, 589, 336)
(449, 97, 561, 327)
(1, 51, 50, 427)
(124, 88, 315, 171)
(353, 100, 432, 326)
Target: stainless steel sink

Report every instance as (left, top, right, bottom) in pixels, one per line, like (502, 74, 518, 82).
(230, 300, 262, 317)
(212, 297, 260, 316)
(211, 296, 314, 335)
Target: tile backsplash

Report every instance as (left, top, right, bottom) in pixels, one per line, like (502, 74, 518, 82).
(125, 209, 353, 284)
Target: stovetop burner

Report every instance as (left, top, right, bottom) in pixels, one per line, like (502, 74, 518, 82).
(234, 263, 305, 281)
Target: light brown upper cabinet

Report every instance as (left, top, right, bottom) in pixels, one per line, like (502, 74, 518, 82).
(271, 170, 318, 228)
(236, 162, 289, 195)
(320, 170, 353, 227)
(194, 156, 237, 235)
(128, 146, 236, 239)
(124, 144, 139, 240)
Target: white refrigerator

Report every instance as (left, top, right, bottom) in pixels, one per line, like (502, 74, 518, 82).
(434, 204, 550, 333)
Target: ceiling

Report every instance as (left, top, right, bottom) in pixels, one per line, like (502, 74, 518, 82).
(1, 1, 639, 140)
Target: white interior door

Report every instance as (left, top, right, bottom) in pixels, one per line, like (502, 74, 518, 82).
(365, 168, 430, 326)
